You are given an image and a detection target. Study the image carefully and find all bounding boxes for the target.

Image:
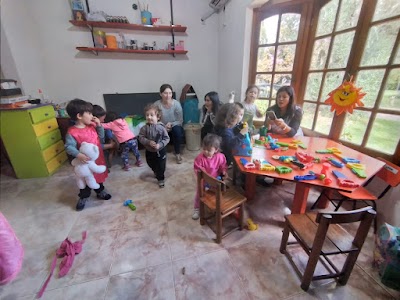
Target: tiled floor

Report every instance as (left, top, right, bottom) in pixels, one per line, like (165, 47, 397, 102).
(0, 149, 398, 300)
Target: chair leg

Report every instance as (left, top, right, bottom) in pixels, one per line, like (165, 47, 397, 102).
(372, 201, 377, 234)
(239, 203, 244, 230)
(279, 223, 290, 254)
(301, 246, 322, 291)
(216, 214, 222, 244)
(199, 202, 205, 226)
(232, 162, 237, 186)
(334, 199, 345, 211)
(338, 251, 360, 285)
(311, 191, 324, 210)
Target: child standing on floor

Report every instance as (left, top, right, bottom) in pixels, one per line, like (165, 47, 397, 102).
(138, 104, 170, 188)
(242, 85, 263, 118)
(65, 99, 112, 211)
(213, 102, 248, 166)
(192, 134, 227, 220)
(99, 109, 143, 170)
(92, 105, 117, 168)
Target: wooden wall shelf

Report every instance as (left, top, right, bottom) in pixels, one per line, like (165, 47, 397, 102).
(69, 20, 187, 32)
(76, 47, 187, 55)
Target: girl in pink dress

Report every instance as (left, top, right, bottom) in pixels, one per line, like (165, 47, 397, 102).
(192, 134, 227, 220)
(65, 99, 111, 211)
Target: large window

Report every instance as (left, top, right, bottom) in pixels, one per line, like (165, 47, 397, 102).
(251, 0, 400, 162)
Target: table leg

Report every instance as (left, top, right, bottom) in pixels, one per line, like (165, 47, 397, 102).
(245, 173, 257, 200)
(292, 183, 310, 214)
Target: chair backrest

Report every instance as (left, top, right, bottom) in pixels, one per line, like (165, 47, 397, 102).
(315, 206, 376, 249)
(316, 206, 376, 225)
(197, 169, 226, 199)
(375, 157, 400, 188)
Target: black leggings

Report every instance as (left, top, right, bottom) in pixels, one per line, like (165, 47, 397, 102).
(145, 148, 167, 181)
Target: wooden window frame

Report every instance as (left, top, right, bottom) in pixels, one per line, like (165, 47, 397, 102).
(250, 0, 400, 164)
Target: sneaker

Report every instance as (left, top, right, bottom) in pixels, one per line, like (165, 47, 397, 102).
(76, 198, 88, 211)
(97, 190, 112, 200)
(192, 208, 200, 220)
(158, 180, 165, 188)
(135, 160, 144, 167)
(175, 154, 182, 164)
(123, 164, 131, 171)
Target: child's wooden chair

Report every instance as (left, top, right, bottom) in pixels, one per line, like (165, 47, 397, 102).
(197, 169, 247, 243)
(311, 157, 400, 233)
(280, 206, 376, 291)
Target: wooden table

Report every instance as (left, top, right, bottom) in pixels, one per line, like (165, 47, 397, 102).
(233, 136, 385, 214)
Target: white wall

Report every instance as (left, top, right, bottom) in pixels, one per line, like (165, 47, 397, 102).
(1, 0, 219, 106)
(217, 0, 254, 103)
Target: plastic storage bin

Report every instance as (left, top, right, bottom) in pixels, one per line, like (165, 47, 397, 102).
(184, 123, 202, 151)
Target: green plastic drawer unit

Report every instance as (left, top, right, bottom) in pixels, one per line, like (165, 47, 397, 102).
(29, 105, 55, 124)
(0, 104, 66, 178)
(37, 129, 61, 150)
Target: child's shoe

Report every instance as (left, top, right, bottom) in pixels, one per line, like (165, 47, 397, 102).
(175, 154, 182, 164)
(123, 164, 131, 171)
(76, 198, 88, 211)
(135, 160, 144, 167)
(97, 190, 112, 200)
(158, 180, 165, 188)
(192, 208, 200, 220)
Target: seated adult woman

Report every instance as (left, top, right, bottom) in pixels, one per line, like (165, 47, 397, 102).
(264, 86, 303, 137)
(200, 91, 221, 140)
(154, 84, 184, 164)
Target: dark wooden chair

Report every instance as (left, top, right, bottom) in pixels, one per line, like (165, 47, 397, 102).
(280, 206, 376, 291)
(198, 169, 247, 243)
(311, 157, 400, 233)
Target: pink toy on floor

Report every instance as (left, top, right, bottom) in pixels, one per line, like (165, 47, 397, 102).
(0, 212, 24, 285)
(37, 231, 87, 298)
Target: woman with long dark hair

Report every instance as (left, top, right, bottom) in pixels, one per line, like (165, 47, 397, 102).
(200, 91, 221, 140)
(264, 86, 303, 137)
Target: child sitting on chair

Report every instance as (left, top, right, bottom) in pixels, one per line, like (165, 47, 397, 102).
(192, 133, 227, 220)
(100, 110, 143, 171)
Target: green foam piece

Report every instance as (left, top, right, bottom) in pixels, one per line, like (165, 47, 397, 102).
(275, 166, 292, 174)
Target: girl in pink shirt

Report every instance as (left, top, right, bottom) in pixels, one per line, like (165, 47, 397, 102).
(192, 133, 227, 220)
(101, 111, 143, 170)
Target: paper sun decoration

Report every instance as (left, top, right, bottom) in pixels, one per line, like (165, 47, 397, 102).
(324, 76, 366, 115)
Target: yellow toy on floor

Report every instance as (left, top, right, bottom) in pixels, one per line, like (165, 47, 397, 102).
(247, 218, 258, 231)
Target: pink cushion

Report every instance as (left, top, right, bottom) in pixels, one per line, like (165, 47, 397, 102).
(0, 212, 24, 285)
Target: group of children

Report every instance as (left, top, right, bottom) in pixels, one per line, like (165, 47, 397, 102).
(64, 84, 300, 213)
(65, 99, 169, 211)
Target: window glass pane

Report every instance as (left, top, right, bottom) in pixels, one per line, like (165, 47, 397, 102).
(337, 0, 362, 31)
(255, 99, 269, 115)
(328, 31, 355, 68)
(310, 37, 331, 70)
(373, 0, 400, 22)
(367, 113, 400, 155)
(302, 102, 317, 129)
(316, 0, 338, 37)
(279, 13, 300, 42)
(256, 74, 273, 98)
(259, 15, 278, 44)
(360, 20, 400, 67)
(275, 44, 296, 72)
(356, 69, 385, 108)
(304, 72, 323, 102)
(257, 47, 275, 72)
(339, 110, 370, 145)
(315, 104, 334, 135)
(381, 68, 400, 111)
(272, 74, 292, 98)
(394, 46, 400, 64)
(321, 71, 346, 103)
